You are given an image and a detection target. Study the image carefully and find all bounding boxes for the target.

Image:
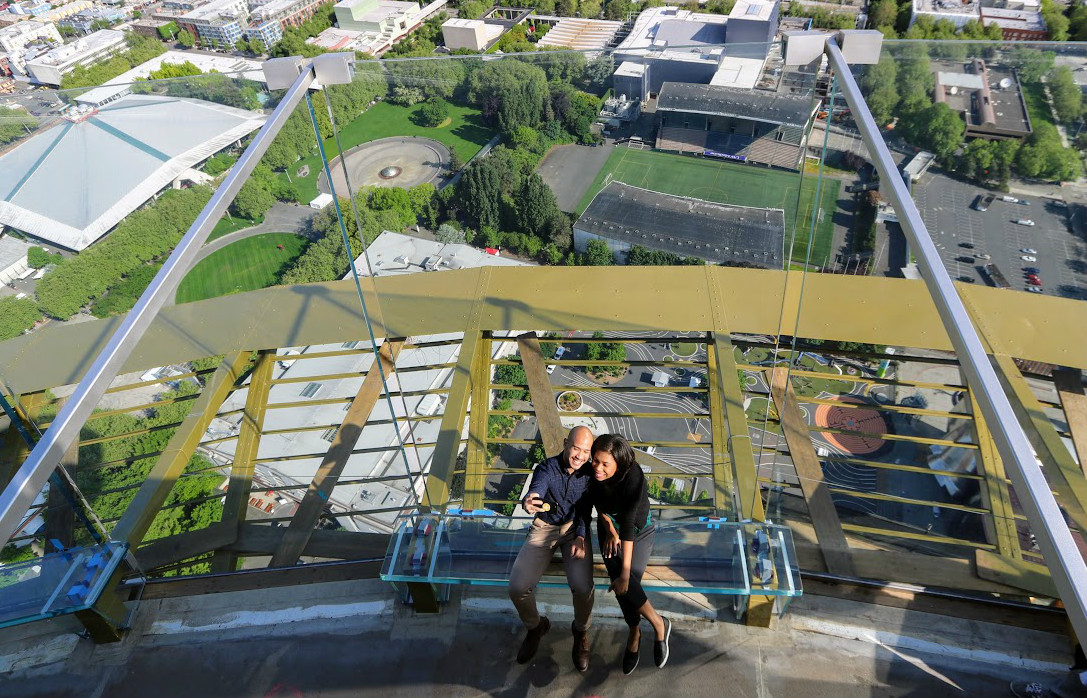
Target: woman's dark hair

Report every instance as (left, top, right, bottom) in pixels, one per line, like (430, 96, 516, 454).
(591, 434, 637, 478)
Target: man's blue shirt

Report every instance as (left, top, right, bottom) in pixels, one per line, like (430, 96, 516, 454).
(527, 454, 592, 539)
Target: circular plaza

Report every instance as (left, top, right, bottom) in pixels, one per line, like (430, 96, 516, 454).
(318, 137, 449, 196)
(814, 396, 891, 456)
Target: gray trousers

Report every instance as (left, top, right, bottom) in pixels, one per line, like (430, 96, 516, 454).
(508, 518, 595, 632)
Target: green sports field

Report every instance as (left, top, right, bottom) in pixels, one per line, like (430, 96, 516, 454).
(177, 233, 307, 304)
(576, 149, 841, 266)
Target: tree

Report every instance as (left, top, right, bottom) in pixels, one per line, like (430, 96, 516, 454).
(27, 246, 62, 268)
(862, 55, 899, 127)
(912, 102, 964, 163)
(583, 239, 613, 266)
(247, 38, 264, 55)
(390, 85, 425, 106)
(580, 0, 602, 17)
(1008, 47, 1054, 83)
(0, 297, 42, 341)
(436, 223, 466, 244)
(368, 187, 416, 228)
(177, 29, 195, 48)
(448, 147, 463, 173)
(1048, 66, 1083, 123)
(515, 173, 562, 239)
(234, 38, 248, 53)
(459, 0, 487, 18)
(584, 53, 613, 93)
(0, 106, 36, 146)
(414, 98, 449, 127)
(869, 0, 896, 28)
(467, 59, 549, 135)
(231, 179, 275, 221)
(1040, 0, 1068, 40)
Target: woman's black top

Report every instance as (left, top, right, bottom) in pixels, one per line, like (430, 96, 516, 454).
(585, 463, 652, 542)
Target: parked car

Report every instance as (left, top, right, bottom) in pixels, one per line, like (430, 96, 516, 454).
(1024, 266, 1040, 274)
(973, 194, 995, 211)
(956, 276, 975, 283)
(1020, 248, 1037, 254)
(1027, 277, 1042, 286)
(956, 255, 976, 264)
(958, 242, 975, 249)
(1022, 255, 1038, 262)
(1018, 200, 1031, 205)
(975, 253, 991, 260)
(1015, 219, 1036, 226)
(1027, 286, 1043, 293)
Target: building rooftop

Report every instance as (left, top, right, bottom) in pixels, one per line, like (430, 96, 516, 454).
(0, 234, 32, 272)
(535, 17, 622, 51)
(75, 50, 266, 105)
(729, 0, 776, 21)
(179, 0, 246, 22)
(336, 0, 419, 22)
(710, 55, 767, 89)
(577, 182, 784, 268)
(0, 94, 265, 251)
(307, 26, 364, 50)
(934, 59, 1031, 137)
(980, 6, 1046, 31)
(657, 81, 816, 128)
(913, 0, 979, 17)
(24, 28, 123, 68)
(615, 6, 729, 54)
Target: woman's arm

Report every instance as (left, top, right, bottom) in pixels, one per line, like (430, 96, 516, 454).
(599, 510, 621, 558)
(609, 540, 635, 595)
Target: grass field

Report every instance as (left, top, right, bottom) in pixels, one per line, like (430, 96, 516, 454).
(283, 101, 495, 202)
(576, 149, 841, 265)
(177, 233, 307, 304)
(207, 214, 261, 243)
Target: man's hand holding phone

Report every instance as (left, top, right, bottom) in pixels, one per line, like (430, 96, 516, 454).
(522, 493, 551, 515)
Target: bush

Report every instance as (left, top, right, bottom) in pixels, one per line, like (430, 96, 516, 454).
(414, 98, 449, 127)
(203, 152, 238, 176)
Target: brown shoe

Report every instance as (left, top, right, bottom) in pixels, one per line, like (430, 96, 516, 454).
(571, 622, 590, 673)
(516, 616, 550, 664)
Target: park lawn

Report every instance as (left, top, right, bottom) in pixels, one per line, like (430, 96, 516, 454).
(576, 148, 841, 266)
(176, 233, 307, 304)
(207, 213, 262, 243)
(282, 101, 495, 203)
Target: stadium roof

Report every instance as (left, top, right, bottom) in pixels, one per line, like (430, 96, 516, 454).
(0, 94, 265, 251)
(576, 182, 784, 268)
(657, 81, 816, 128)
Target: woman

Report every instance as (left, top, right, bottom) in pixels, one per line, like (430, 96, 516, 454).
(584, 433, 671, 674)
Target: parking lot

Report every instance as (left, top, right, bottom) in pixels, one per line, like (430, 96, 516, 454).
(910, 169, 1087, 299)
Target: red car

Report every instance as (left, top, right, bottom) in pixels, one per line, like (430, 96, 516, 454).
(1027, 277, 1042, 286)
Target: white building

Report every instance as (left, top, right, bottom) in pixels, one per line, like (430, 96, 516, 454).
(440, 17, 490, 51)
(0, 236, 33, 285)
(24, 29, 127, 86)
(910, 0, 981, 28)
(201, 232, 530, 533)
(333, 0, 421, 35)
(0, 20, 61, 55)
(536, 17, 622, 52)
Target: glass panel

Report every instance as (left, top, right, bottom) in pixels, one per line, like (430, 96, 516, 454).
(381, 513, 800, 596)
(0, 541, 127, 630)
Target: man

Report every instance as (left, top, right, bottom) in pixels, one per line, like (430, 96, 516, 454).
(508, 425, 595, 672)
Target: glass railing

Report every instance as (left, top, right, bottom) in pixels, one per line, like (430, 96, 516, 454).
(380, 512, 801, 597)
(0, 36, 1081, 635)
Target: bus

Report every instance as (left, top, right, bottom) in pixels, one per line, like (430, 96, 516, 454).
(982, 263, 1010, 289)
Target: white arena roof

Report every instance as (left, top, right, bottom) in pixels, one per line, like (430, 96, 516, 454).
(0, 94, 265, 251)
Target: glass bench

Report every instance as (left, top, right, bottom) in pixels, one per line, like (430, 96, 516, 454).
(0, 540, 129, 631)
(381, 512, 801, 617)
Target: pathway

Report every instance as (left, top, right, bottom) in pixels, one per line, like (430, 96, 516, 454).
(189, 202, 316, 266)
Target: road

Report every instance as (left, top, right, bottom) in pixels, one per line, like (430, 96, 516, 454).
(189, 202, 315, 266)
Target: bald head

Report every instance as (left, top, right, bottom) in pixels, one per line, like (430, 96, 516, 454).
(563, 426, 594, 471)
